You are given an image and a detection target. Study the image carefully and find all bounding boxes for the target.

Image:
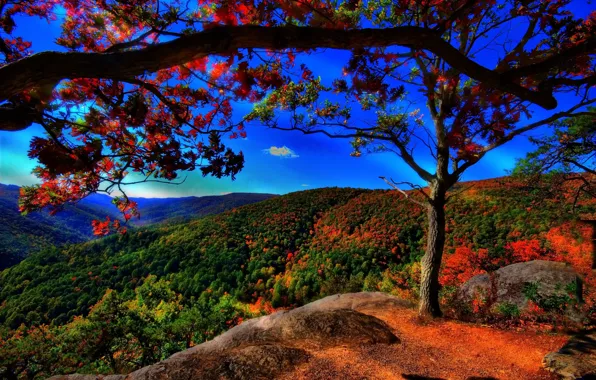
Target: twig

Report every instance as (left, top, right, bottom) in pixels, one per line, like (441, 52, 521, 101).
(379, 176, 428, 207)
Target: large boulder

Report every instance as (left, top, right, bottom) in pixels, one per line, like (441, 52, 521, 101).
(50, 293, 401, 380)
(459, 260, 583, 318)
(128, 344, 311, 380)
(177, 299, 400, 358)
(543, 330, 596, 379)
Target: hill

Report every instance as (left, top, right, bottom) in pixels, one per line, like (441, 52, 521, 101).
(0, 184, 276, 269)
(0, 179, 594, 378)
(0, 184, 121, 269)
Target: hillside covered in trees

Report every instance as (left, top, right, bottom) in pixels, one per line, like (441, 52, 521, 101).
(1, 178, 594, 378)
(0, 184, 122, 270)
(0, 184, 275, 269)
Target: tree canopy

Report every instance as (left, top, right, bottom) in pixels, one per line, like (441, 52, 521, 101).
(2, 0, 596, 316)
(514, 108, 596, 206)
(1, 0, 595, 233)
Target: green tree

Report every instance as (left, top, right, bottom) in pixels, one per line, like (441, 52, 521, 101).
(515, 108, 596, 205)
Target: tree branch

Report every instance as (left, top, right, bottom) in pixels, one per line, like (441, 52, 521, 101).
(0, 24, 560, 120)
(379, 176, 428, 207)
(451, 103, 596, 179)
(434, 0, 478, 35)
(0, 103, 40, 131)
(501, 38, 596, 80)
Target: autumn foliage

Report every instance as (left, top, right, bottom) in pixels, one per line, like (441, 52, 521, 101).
(0, 0, 592, 238)
(2, 179, 596, 377)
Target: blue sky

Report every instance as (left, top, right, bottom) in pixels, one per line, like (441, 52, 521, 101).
(0, 3, 593, 198)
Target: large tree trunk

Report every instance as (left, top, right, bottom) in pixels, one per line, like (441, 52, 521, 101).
(418, 184, 446, 317)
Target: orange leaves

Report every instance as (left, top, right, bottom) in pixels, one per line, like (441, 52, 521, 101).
(100, 158, 115, 172)
(440, 247, 488, 286)
(442, 240, 547, 287)
(113, 197, 139, 222)
(506, 240, 544, 262)
(210, 62, 230, 81)
(545, 223, 593, 274)
(91, 217, 111, 236)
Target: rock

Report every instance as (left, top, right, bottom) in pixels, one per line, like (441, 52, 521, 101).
(300, 291, 414, 313)
(128, 344, 310, 380)
(543, 330, 596, 379)
(74, 293, 401, 380)
(178, 295, 400, 358)
(459, 260, 583, 318)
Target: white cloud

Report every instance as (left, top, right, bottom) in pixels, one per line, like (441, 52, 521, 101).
(262, 145, 299, 158)
(301, 184, 309, 187)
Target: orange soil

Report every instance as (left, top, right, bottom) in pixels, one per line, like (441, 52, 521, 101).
(282, 305, 569, 380)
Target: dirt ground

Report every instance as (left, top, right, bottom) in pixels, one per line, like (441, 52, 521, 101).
(281, 303, 569, 380)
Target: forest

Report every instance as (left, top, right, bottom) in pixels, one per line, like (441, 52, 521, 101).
(1, 178, 594, 378)
(1, 0, 596, 378)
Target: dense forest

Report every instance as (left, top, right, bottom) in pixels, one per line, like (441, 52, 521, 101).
(0, 184, 275, 269)
(1, 179, 594, 378)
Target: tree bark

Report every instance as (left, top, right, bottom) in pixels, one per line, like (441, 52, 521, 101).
(419, 183, 447, 317)
(0, 25, 561, 108)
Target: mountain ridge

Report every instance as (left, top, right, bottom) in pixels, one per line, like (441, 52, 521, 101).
(0, 183, 277, 269)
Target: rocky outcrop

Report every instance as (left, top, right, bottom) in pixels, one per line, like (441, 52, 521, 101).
(50, 292, 401, 380)
(543, 330, 596, 379)
(459, 260, 583, 319)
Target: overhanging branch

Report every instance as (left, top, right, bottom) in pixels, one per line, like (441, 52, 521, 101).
(451, 103, 596, 180)
(0, 25, 562, 115)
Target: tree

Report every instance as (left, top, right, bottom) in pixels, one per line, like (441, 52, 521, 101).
(514, 107, 596, 206)
(1, 0, 595, 316)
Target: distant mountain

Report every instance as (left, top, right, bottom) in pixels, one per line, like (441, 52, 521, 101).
(0, 184, 121, 269)
(0, 184, 276, 269)
(133, 193, 278, 226)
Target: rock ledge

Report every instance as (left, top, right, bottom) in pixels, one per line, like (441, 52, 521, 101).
(49, 292, 402, 380)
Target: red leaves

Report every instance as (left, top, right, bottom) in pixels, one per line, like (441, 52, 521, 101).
(506, 240, 544, 262)
(91, 204, 135, 236)
(18, 176, 98, 217)
(210, 62, 230, 81)
(113, 197, 139, 222)
(187, 57, 208, 73)
(92, 218, 111, 236)
(214, 5, 237, 26)
(440, 247, 488, 286)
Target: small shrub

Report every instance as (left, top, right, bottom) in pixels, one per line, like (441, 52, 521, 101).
(523, 281, 539, 301)
(496, 302, 520, 318)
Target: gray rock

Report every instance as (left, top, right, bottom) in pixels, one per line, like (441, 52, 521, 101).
(128, 344, 310, 380)
(173, 292, 401, 359)
(65, 293, 402, 380)
(459, 260, 583, 318)
(543, 330, 596, 379)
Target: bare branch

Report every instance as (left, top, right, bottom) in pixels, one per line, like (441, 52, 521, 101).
(379, 176, 428, 207)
